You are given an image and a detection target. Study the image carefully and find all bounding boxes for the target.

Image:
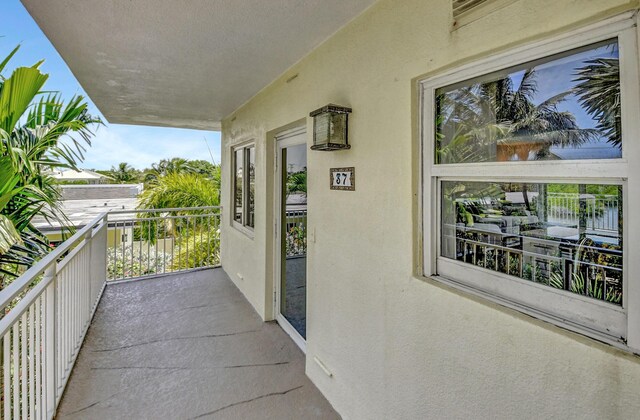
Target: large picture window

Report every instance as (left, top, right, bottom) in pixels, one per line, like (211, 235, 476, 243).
(232, 144, 255, 230)
(421, 16, 640, 350)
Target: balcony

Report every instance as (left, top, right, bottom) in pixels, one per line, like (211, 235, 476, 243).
(0, 208, 336, 419)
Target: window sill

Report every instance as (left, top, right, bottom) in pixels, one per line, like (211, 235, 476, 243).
(419, 273, 638, 356)
(231, 221, 255, 239)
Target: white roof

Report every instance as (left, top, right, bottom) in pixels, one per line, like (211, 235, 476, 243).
(32, 198, 139, 231)
(51, 169, 108, 181)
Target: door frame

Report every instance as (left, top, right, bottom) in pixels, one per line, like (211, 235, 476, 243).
(274, 126, 307, 352)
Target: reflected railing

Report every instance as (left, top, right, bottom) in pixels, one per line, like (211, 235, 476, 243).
(445, 223, 623, 305)
(285, 210, 307, 258)
(547, 193, 619, 232)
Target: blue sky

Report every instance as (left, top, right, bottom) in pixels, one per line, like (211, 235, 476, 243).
(513, 41, 620, 159)
(3, 1, 221, 170)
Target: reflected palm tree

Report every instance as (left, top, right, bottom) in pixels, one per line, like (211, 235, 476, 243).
(436, 70, 601, 163)
(287, 172, 307, 197)
(573, 58, 621, 149)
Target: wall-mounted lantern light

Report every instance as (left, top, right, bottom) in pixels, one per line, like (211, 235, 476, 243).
(310, 104, 352, 151)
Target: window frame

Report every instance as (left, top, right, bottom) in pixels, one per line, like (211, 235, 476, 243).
(420, 13, 640, 352)
(231, 142, 256, 235)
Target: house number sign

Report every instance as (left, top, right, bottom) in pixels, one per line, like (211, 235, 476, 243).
(330, 167, 355, 191)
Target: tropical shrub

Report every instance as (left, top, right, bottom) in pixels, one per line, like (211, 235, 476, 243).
(286, 224, 306, 257)
(171, 230, 220, 270)
(107, 245, 172, 280)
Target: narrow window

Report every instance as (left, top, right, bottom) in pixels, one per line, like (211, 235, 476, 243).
(232, 144, 255, 230)
(247, 146, 256, 228)
(234, 148, 243, 224)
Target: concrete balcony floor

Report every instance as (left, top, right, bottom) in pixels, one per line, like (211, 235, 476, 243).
(56, 268, 339, 419)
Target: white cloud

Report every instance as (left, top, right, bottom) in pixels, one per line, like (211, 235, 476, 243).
(70, 124, 221, 170)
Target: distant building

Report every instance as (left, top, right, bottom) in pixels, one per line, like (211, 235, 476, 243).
(59, 184, 142, 200)
(33, 184, 143, 245)
(51, 169, 110, 184)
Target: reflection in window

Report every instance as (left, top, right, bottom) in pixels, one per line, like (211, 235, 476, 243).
(234, 149, 243, 223)
(284, 144, 307, 257)
(441, 181, 622, 305)
(233, 145, 256, 230)
(435, 40, 621, 163)
(247, 146, 255, 228)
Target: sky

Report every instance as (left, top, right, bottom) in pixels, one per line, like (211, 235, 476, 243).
(3, 0, 221, 170)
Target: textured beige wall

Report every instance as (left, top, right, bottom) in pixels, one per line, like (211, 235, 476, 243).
(221, 0, 640, 418)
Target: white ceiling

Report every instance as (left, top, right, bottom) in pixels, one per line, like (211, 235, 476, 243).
(21, 0, 377, 130)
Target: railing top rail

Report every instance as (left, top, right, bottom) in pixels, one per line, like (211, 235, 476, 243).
(107, 206, 222, 216)
(547, 193, 619, 198)
(0, 206, 223, 312)
(0, 212, 108, 312)
(108, 213, 221, 223)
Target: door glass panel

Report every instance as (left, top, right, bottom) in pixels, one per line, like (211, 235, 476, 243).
(281, 144, 307, 338)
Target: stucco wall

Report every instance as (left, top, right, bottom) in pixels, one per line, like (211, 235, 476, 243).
(221, 0, 640, 418)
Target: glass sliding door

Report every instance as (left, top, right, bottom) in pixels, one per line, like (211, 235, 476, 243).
(276, 131, 307, 347)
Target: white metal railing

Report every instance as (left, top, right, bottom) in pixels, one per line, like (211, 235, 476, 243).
(106, 207, 221, 281)
(547, 193, 619, 232)
(0, 214, 107, 419)
(0, 206, 221, 419)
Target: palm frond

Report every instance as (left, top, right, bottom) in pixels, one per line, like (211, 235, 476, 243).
(0, 45, 20, 75)
(0, 66, 49, 134)
(573, 58, 621, 148)
(0, 47, 99, 280)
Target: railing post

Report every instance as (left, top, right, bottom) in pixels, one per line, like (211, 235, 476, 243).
(86, 230, 94, 315)
(44, 263, 57, 419)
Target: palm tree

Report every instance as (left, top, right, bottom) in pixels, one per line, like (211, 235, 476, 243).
(154, 157, 193, 175)
(136, 172, 220, 242)
(187, 159, 218, 177)
(109, 162, 138, 183)
(138, 172, 219, 209)
(142, 157, 195, 184)
(0, 45, 101, 281)
(573, 58, 621, 148)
